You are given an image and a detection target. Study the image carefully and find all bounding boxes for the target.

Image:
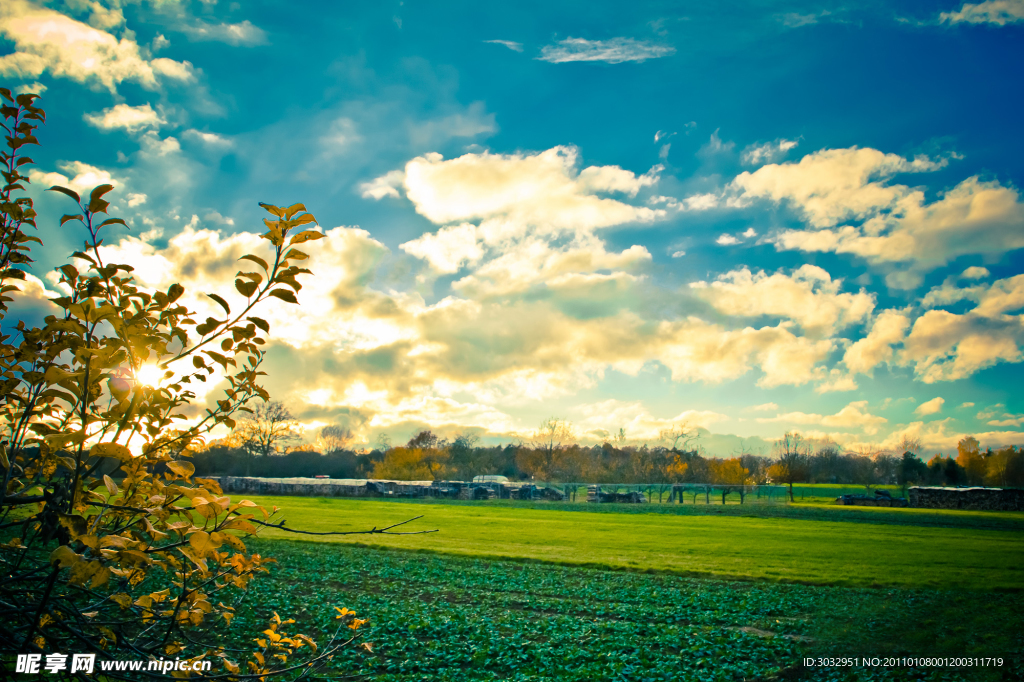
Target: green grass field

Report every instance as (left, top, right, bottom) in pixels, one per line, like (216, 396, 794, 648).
(242, 496, 1023, 590)
(229, 540, 1023, 682)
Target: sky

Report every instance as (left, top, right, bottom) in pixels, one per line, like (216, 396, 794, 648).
(2, 0, 1024, 455)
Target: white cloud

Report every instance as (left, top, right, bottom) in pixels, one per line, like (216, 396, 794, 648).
(751, 147, 1024, 269)
(182, 129, 233, 148)
(815, 369, 858, 393)
(940, 1, 1024, 25)
(84, 103, 165, 133)
(13, 81, 45, 94)
(684, 193, 719, 210)
(750, 402, 779, 412)
(915, 397, 945, 415)
(843, 310, 911, 375)
(572, 399, 727, 442)
(716, 234, 740, 245)
(181, 20, 269, 46)
(126, 192, 147, 207)
(740, 138, 799, 166)
(538, 37, 675, 64)
(0, 0, 194, 93)
(742, 227, 757, 238)
(29, 160, 116, 195)
(757, 400, 887, 435)
(398, 147, 663, 233)
(960, 402, 975, 408)
(901, 308, 1023, 382)
(690, 265, 874, 336)
(400, 223, 484, 274)
(657, 319, 833, 388)
(484, 40, 523, 52)
(360, 170, 405, 200)
(779, 11, 832, 27)
(735, 146, 948, 228)
(671, 250, 685, 258)
(961, 266, 990, 279)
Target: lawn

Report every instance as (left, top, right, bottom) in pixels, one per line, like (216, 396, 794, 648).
(240, 496, 1024, 590)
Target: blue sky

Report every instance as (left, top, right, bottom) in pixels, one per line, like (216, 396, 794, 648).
(3, 0, 1024, 454)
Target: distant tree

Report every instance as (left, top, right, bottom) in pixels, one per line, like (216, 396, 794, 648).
(318, 424, 354, 455)
(449, 432, 480, 479)
(375, 432, 393, 452)
(660, 422, 699, 452)
(986, 446, 1024, 488)
(897, 451, 929, 493)
(768, 431, 810, 502)
(229, 400, 302, 475)
(956, 436, 986, 485)
(810, 439, 842, 483)
(531, 417, 576, 479)
(372, 447, 433, 480)
(896, 434, 922, 456)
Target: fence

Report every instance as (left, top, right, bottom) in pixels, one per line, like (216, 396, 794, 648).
(210, 476, 789, 505)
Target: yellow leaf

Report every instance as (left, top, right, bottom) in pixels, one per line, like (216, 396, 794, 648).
(91, 442, 133, 461)
(110, 593, 131, 609)
(220, 517, 258, 534)
(166, 460, 195, 479)
(103, 474, 117, 495)
(189, 531, 212, 555)
(49, 545, 80, 568)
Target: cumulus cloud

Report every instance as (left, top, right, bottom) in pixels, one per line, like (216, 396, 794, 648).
(181, 20, 269, 46)
(690, 265, 874, 336)
(900, 308, 1023, 382)
(734, 146, 948, 229)
(961, 266, 990, 279)
(940, 0, 1024, 25)
(657, 319, 833, 388)
(740, 139, 799, 166)
(0, 0, 194, 93)
(359, 170, 405, 199)
(84, 103, 165, 133)
(756, 400, 888, 435)
(538, 37, 675, 64)
(572, 399, 728, 442)
(716, 234, 740, 245)
(915, 397, 945, 415)
(29, 160, 116, 195)
(385, 146, 662, 233)
(743, 147, 1024, 269)
(400, 223, 484, 274)
(843, 310, 911, 375)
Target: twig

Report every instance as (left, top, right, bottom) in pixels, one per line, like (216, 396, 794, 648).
(250, 515, 438, 536)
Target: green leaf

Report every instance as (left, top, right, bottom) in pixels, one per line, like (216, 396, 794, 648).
(239, 254, 269, 271)
(234, 279, 258, 298)
(60, 214, 84, 226)
(283, 249, 308, 261)
(247, 316, 270, 333)
(207, 293, 231, 316)
(98, 217, 128, 229)
(167, 283, 185, 302)
(259, 202, 285, 218)
(88, 184, 114, 212)
(48, 185, 81, 204)
(282, 203, 307, 219)
(268, 288, 298, 304)
(287, 230, 324, 245)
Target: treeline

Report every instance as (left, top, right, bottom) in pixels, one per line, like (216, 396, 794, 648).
(191, 430, 1024, 488)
